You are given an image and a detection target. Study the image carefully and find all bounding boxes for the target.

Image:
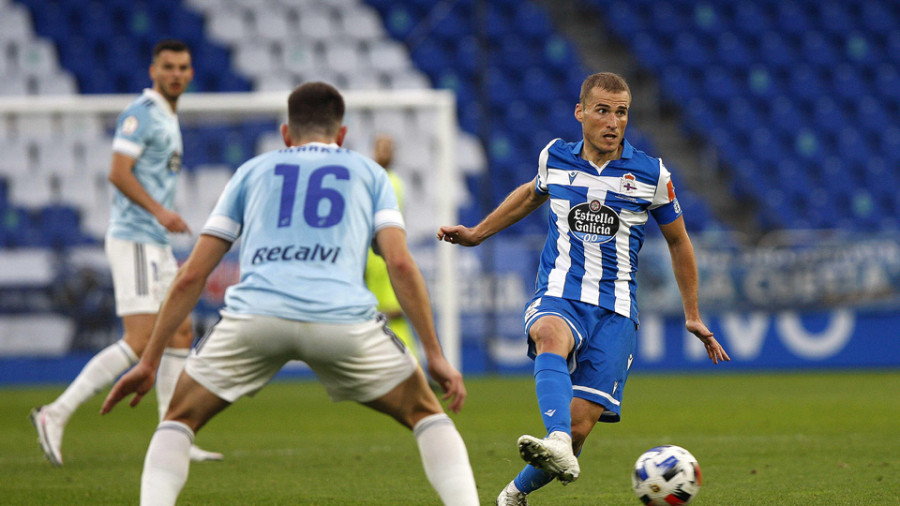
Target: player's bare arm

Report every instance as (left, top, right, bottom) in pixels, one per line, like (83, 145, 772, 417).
(437, 178, 548, 246)
(101, 234, 232, 414)
(659, 217, 730, 364)
(376, 226, 466, 413)
(109, 152, 191, 234)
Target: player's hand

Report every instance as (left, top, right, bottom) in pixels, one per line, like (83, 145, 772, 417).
(156, 209, 191, 234)
(436, 225, 481, 247)
(426, 356, 467, 414)
(100, 362, 156, 415)
(686, 319, 730, 365)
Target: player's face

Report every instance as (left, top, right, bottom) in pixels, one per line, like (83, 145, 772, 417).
(150, 50, 194, 103)
(575, 87, 630, 162)
(373, 135, 394, 167)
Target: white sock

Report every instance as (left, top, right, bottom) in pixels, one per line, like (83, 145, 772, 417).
(413, 413, 479, 506)
(50, 340, 138, 423)
(141, 421, 194, 506)
(156, 348, 189, 422)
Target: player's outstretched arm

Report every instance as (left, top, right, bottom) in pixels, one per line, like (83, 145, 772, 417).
(101, 361, 156, 414)
(101, 234, 232, 414)
(376, 227, 467, 412)
(437, 179, 547, 246)
(659, 217, 730, 365)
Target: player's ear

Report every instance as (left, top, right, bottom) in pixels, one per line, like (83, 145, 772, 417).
(335, 125, 348, 147)
(280, 124, 292, 147)
(574, 102, 583, 123)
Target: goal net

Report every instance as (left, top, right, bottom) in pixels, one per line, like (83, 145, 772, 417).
(0, 89, 468, 368)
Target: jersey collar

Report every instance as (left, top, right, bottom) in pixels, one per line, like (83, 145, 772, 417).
(142, 88, 176, 117)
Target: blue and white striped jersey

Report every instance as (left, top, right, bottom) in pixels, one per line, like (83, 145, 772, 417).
(108, 89, 183, 246)
(202, 142, 404, 323)
(534, 138, 682, 323)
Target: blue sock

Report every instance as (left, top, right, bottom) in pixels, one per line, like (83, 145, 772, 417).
(533, 353, 572, 436)
(514, 465, 553, 493)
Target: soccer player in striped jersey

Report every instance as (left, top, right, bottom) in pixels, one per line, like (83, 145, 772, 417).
(101, 82, 479, 506)
(438, 72, 730, 505)
(30, 39, 222, 466)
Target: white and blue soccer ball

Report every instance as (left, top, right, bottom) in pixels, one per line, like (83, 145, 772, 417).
(632, 445, 702, 505)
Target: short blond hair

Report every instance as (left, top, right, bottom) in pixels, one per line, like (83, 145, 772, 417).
(580, 72, 631, 104)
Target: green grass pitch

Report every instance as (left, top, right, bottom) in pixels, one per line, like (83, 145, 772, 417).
(2, 370, 898, 504)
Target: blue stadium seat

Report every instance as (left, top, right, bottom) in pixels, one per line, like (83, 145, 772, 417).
(843, 32, 882, 67)
(515, 3, 554, 42)
(630, 32, 668, 71)
(715, 32, 753, 69)
(672, 32, 710, 69)
(787, 65, 826, 104)
(522, 67, 565, 104)
(819, 1, 854, 36)
(799, 31, 838, 68)
(542, 35, 579, 73)
(859, 1, 896, 35)
(648, 2, 688, 38)
(830, 64, 869, 101)
(725, 98, 761, 136)
(874, 64, 900, 105)
(657, 66, 696, 104)
(496, 36, 537, 79)
(731, 2, 770, 37)
(775, 2, 813, 37)
(757, 31, 798, 69)
(701, 67, 739, 102)
(382, 5, 417, 39)
(746, 65, 779, 102)
(38, 205, 83, 248)
(606, 2, 646, 42)
(410, 40, 450, 77)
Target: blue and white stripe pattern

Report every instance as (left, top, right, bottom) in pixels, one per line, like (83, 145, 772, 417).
(533, 138, 681, 323)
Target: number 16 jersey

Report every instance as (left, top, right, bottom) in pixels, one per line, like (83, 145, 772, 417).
(202, 142, 403, 323)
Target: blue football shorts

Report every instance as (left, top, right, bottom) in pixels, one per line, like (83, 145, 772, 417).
(523, 295, 637, 422)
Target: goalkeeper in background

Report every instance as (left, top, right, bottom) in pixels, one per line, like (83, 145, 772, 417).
(365, 134, 418, 358)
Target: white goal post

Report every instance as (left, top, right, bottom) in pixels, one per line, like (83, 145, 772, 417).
(0, 89, 463, 369)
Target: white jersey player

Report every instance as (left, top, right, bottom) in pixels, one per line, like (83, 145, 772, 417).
(101, 82, 479, 506)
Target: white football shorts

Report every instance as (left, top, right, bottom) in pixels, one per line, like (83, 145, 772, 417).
(105, 235, 179, 316)
(185, 312, 418, 404)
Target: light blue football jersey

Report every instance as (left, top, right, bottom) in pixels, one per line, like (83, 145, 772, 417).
(534, 138, 682, 324)
(108, 89, 183, 246)
(202, 142, 404, 323)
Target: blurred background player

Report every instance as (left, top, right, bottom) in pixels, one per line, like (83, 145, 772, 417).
(438, 72, 730, 505)
(365, 133, 418, 358)
(29, 39, 222, 466)
(101, 82, 479, 506)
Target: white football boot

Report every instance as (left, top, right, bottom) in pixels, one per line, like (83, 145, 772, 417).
(189, 445, 224, 462)
(496, 481, 529, 505)
(517, 431, 580, 484)
(29, 406, 64, 466)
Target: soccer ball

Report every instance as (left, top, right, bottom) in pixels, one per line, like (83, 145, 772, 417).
(632, 445, 702, 505)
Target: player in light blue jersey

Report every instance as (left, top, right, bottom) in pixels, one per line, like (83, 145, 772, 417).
(439, 72, 730, 505)
(101, 82, 479, 506)
(30, 40, 222, 466)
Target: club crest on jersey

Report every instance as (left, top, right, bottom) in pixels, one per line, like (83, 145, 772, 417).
(620, 173, 638, 195)
(568, 200, 620, 243)
(121, 115, 139, 135)
(167, 151, 182, 173)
